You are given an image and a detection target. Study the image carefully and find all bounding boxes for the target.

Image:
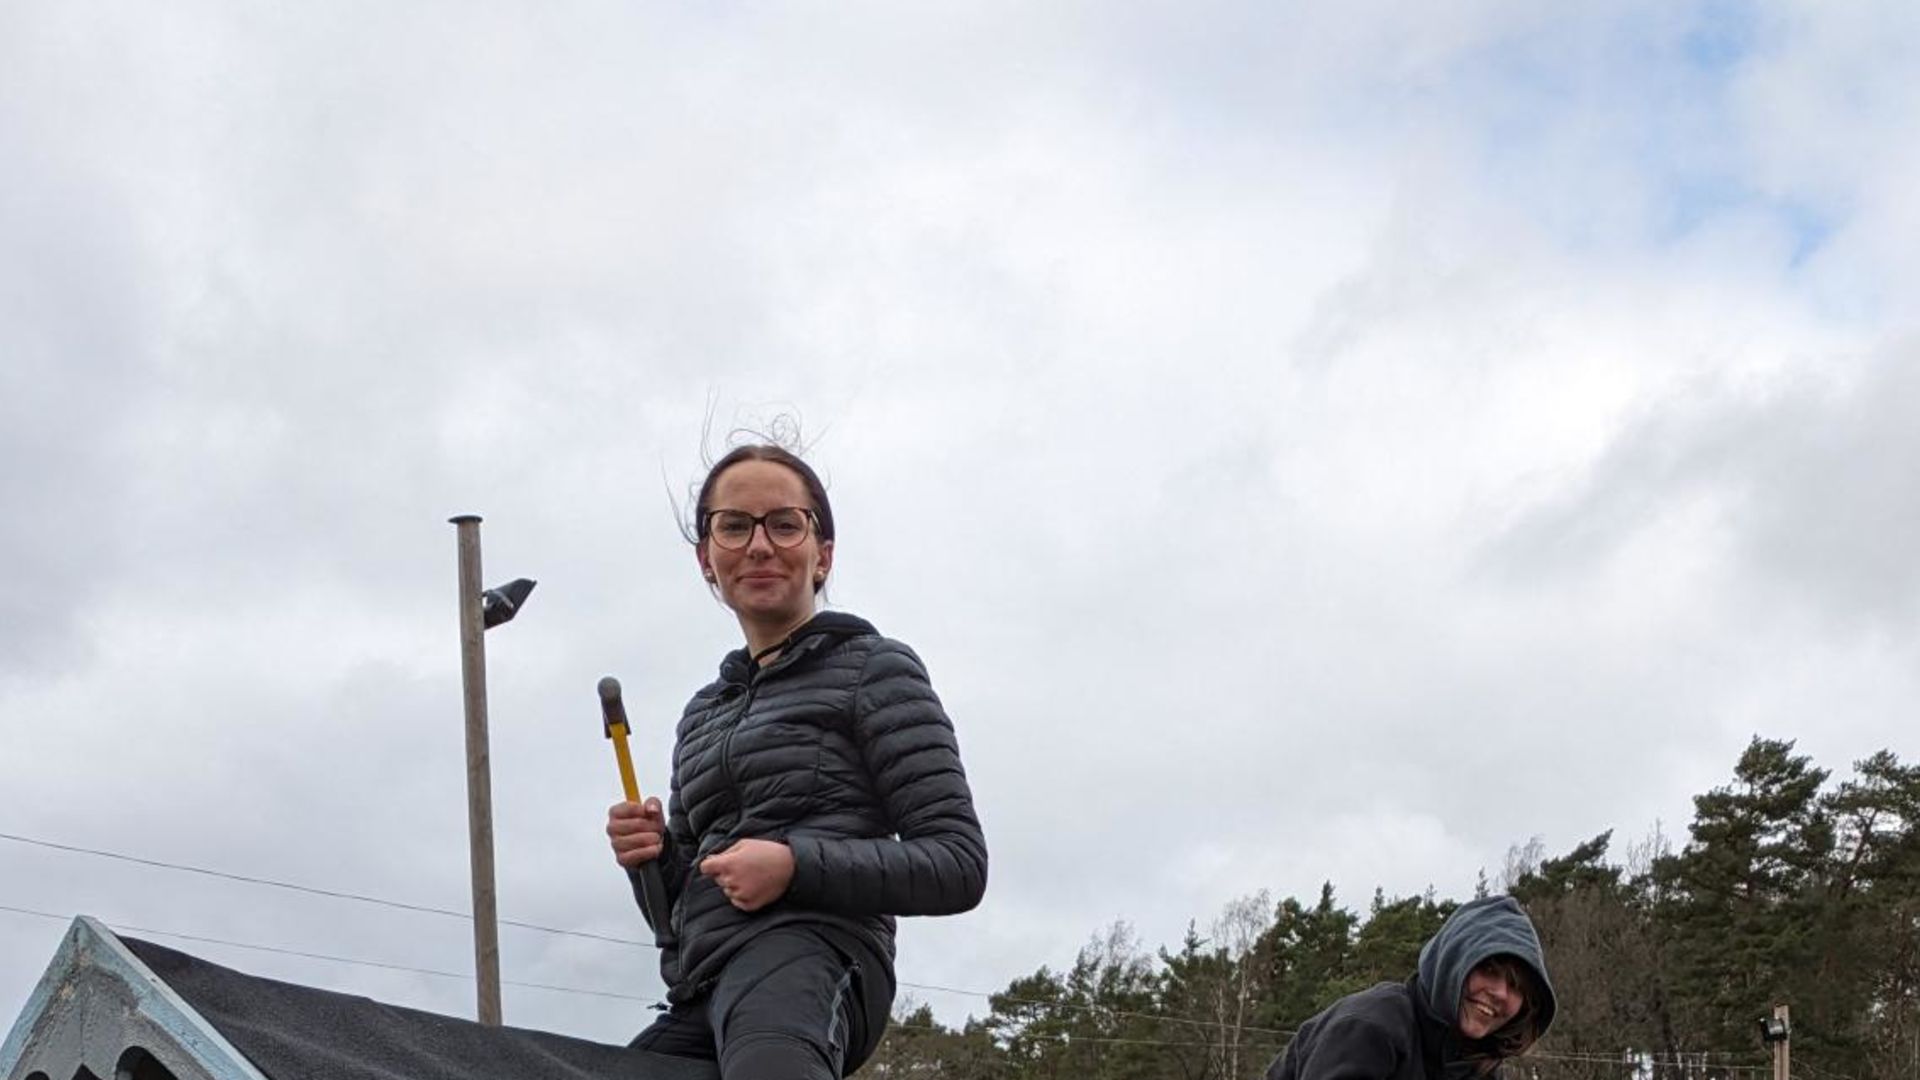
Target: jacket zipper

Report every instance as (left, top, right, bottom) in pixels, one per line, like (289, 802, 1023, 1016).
(716, 679, 757, 833)
(714, 638, 811, 846)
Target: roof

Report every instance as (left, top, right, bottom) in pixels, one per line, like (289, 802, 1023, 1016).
(2, 917, 717, 1080)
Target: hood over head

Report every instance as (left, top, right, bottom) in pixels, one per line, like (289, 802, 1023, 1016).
(1416, 896, 1557, 1054)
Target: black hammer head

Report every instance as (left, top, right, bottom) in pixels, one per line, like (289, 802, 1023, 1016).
(598, 676, 628, 737)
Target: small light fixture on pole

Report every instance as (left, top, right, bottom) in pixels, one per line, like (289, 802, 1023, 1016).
(449, 514, 536, 1027)
(1758, 1004, 1790, 1080)
(482, 577, 537, 629)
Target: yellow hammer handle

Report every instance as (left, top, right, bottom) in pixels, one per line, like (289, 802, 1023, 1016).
(609, 722, 642, 804)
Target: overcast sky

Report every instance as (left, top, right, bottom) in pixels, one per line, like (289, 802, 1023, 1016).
(4, 0, 1918, 1047)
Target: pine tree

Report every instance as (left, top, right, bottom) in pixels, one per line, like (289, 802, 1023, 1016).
(1820, 749, 1920, 1079)
(1349, 889, 1452, 988)
(1253, 882, 1361, 1032)
(1654, 737, 1832, 1054)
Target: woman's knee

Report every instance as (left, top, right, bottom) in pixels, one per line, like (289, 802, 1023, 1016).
(720, 1030, 837, 1080)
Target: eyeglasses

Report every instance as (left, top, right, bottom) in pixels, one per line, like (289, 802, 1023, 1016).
(703, 507, 818, 551)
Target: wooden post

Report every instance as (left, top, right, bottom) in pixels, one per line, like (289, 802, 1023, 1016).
(450, 514, 502, 1027)
(1773, 1003, 1790, 1080)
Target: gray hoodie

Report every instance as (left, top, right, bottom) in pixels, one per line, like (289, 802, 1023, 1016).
(1266, 896, 1557, 1080)
(1417, 896, 1557, 1047)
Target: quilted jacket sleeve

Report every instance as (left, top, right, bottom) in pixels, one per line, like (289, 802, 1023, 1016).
(785, 640, 988, 915)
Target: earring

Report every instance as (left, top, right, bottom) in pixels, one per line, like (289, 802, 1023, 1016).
(705, 571, 717, 582)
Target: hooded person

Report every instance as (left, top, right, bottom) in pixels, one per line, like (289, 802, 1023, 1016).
(1265, 896, 1557, 1080)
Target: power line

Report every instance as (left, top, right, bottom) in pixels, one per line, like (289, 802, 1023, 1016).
(0, 901, 1276, 1044)
(1527, 1049, 1772, 1073)
(882, 1021, 1774, 1069)
(0, 830, 1832, 1068)
(886, 1017, 1775, 1064)
(885, 1017, 1287, 1051)
(8, 903, 1287, 1062)
(6, 901, 1798, 1071)
(0, 830, 648, 948)
(4, 898, 1280, 1051)
(897, 978, 1299, 1038)
(1, 828, 1294, 1037)
(0, 903, 654, 1004)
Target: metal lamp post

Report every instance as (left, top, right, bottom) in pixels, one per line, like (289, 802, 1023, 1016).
(449, 513, 535, 1027)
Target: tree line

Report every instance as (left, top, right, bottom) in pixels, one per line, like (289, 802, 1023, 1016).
(854, 737, 1920, 1080)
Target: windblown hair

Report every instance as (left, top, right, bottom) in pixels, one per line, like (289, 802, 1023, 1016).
(681, 437, 835, 593)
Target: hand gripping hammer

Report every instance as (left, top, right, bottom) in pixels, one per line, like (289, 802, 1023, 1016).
(599, 676, 672, 944)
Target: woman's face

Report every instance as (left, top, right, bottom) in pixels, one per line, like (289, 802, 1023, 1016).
(1456, 959, 1527, 1040)
(697, 460, 832, 634)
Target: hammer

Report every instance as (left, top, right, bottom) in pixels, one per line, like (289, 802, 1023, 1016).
(599, 676, 672, 943)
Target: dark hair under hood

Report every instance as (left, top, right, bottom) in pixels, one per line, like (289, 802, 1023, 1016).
(1416, 896, 1557, 1057)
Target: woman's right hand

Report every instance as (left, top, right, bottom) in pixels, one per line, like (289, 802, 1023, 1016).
(607, 798, 666, 867)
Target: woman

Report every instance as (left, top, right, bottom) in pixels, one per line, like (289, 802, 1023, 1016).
(1265, 896, 1556, 1080)
(606, 444, 988, 1079)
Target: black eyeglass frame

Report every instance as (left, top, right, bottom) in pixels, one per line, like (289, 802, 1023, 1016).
(701, 506, 821, 551)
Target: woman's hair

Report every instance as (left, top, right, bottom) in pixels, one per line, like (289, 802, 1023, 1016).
(1473, 955, 1545, 1066)
(685, 443, 836, 592)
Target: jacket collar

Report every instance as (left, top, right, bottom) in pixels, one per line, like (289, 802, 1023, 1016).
(718, 611, 878, 685)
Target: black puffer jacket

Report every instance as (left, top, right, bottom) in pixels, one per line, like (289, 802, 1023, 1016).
(1265, 897, 1556, 1080)
(630, 611, 988, 1003)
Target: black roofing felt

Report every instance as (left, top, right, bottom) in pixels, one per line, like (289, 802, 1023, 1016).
(122, 938, 718, 1080)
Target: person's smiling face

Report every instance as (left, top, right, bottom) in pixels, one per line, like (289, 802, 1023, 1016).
(1456, 958, 1527, 1040)
(697, 459, 832, 642)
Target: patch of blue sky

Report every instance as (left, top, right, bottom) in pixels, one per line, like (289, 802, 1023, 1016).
(1103, 1, 1834, 270)
(1660, 175, 1837, 266)
(1681, 0, 1761, 73)
(1433, 3, 1832, 267)
(1775, 201, 1837, 267)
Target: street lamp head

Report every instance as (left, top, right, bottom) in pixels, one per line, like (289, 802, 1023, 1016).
(481, 578, 537, 629)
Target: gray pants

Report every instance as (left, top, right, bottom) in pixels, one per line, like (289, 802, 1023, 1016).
(632, 925, 893, 1079)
